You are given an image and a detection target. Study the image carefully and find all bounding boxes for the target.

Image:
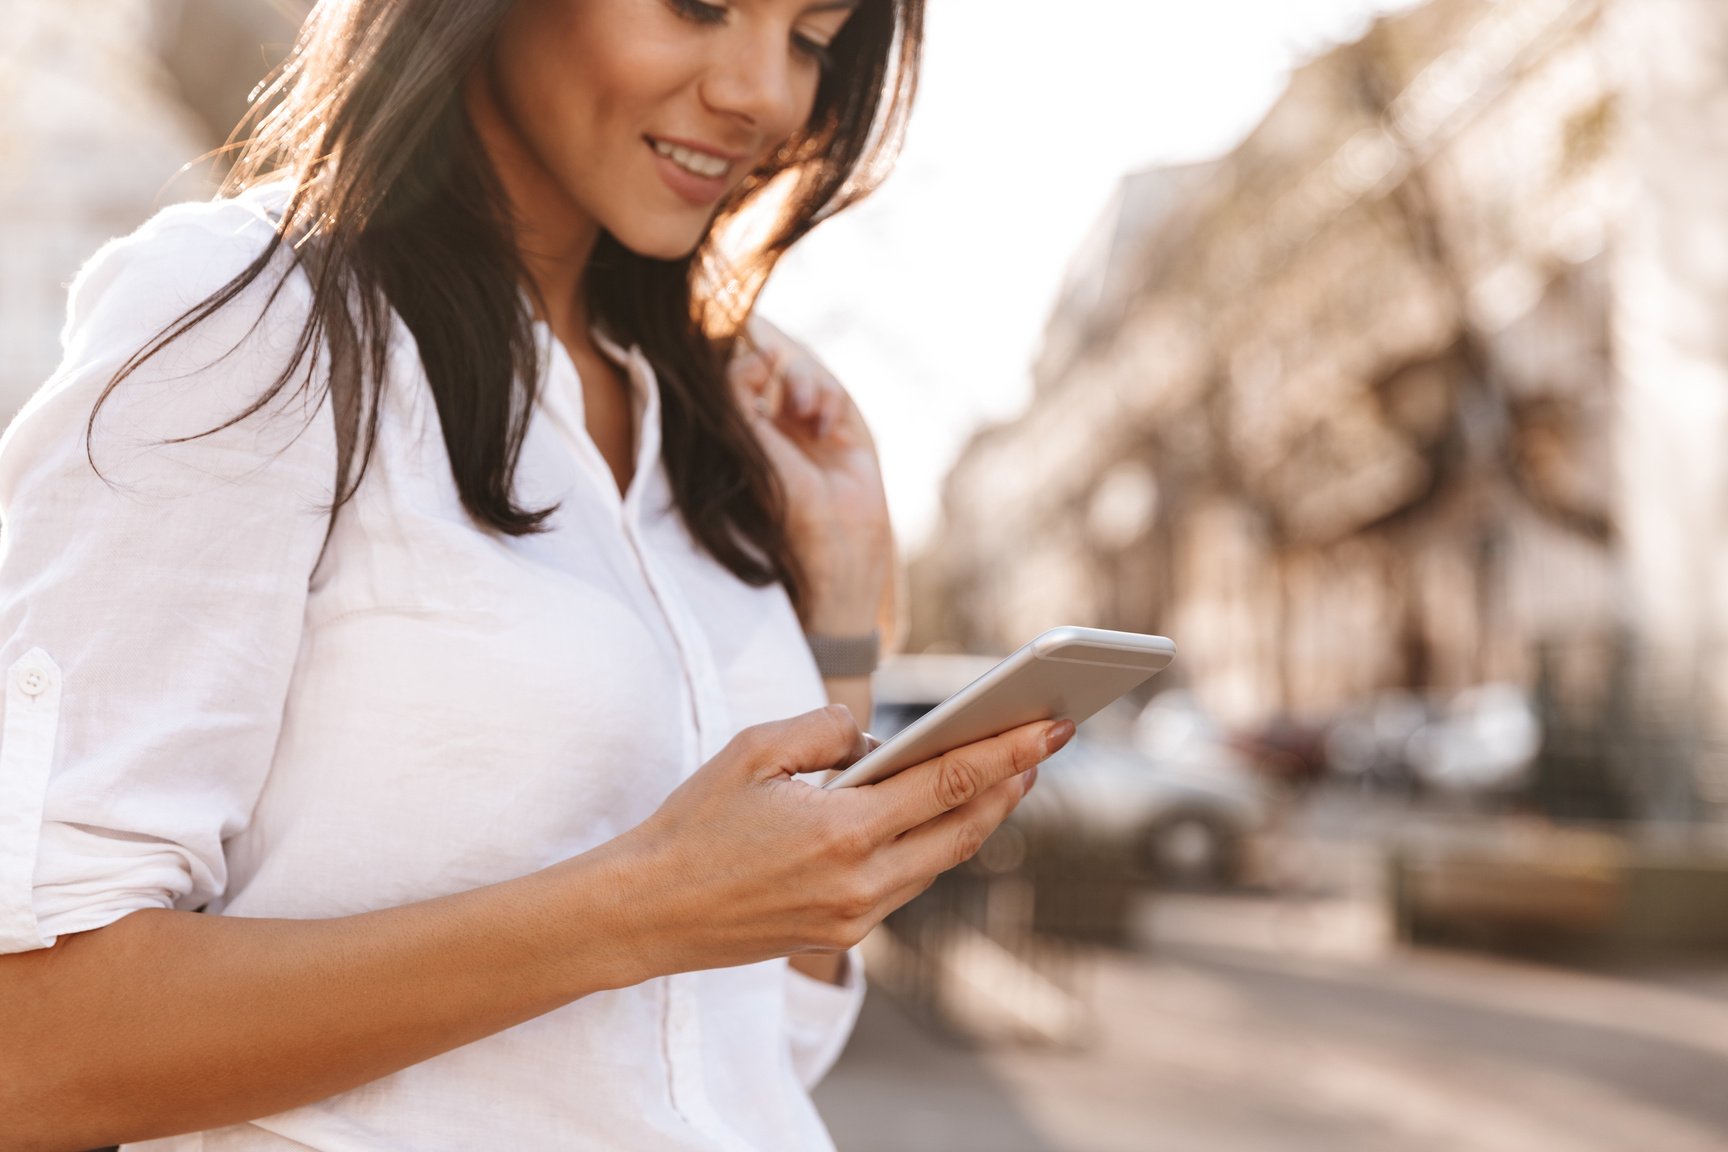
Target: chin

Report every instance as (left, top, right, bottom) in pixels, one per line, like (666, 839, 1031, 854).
(607, 217, 713, 262)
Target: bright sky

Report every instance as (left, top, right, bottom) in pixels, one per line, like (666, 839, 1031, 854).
(758, 0, 1423, 549)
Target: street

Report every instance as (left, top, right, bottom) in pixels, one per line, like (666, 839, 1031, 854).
(816, 892, 1728, 1151)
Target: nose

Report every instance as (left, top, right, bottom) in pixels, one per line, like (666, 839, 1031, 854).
(698, 28, 807, 139)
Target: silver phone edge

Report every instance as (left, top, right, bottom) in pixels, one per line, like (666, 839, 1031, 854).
(821, 627, 1175, 791)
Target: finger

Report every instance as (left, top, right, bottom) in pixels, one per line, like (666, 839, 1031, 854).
(886, 772, 1027, 885)
(722, 703, 865, 783)
(729, 344, 772, 392)
(814, 383, 845, 440)
(748, 403, 814, 478)
(756, 350, 788, 419)
(865, 718, 1072, 837)
(784, 361, 821, 422)
(728, 349, 808, 472)
(727, 337, 788, 422)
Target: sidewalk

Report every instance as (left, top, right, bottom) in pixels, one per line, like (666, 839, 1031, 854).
(815, 896, 1728, 1152)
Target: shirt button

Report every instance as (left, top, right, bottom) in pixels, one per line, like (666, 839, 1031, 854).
(17, 667, 47, 697)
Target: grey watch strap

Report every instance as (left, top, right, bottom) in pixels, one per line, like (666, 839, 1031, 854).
(805, 630, 881, 678)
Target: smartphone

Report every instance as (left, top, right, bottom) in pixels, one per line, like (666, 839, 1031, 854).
(823, 626, 1176, 789)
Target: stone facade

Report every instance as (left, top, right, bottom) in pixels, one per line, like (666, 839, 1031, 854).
(920, 0, 1724, 815)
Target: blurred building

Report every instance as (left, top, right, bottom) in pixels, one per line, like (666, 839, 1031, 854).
(918, 0, 1726, 821)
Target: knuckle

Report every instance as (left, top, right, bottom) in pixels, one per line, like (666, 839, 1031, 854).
(822, 818, 874, 863)
(730, 722, 772, 761)
(831, 876, 879, 925)
(831, 917, 871, 952)
(951, 822, 987, 869)
(933, 752, 984, 810)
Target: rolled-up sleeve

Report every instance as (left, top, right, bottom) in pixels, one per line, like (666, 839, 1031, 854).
(784, 946, 866, 1088)
(0, 200, 335, 953)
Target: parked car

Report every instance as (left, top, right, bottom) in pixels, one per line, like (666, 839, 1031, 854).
(1322, 690, 1432, 794)
(1406, 683, 1542, 793)
(870, 658, 1269, 888)
(1324, 684, 1542, 796)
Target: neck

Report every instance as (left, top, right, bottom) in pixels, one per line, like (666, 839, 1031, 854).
(462, 57, 599, 341)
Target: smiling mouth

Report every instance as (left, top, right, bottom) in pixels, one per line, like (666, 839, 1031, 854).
(646, 137, 734, 181)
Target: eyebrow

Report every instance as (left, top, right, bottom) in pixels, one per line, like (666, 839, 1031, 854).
(805, 0, 860, 11)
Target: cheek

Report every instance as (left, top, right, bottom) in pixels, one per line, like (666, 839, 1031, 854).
(493, 0, 582, 92)
(492, 3, 642, 152)
(491, 17, 583, 139)
(513, 40, 684, 169)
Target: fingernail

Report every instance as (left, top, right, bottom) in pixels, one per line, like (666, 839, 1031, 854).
(1021, 765, 1039, 795)
(1044, 719, 1075, 756)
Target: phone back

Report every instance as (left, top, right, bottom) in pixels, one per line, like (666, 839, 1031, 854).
(825, 627, 1175, 789)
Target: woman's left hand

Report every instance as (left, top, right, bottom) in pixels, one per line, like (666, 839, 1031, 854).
(730, 315, 893, 638)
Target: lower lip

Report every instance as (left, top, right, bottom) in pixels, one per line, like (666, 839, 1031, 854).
(647, 141, 733, 207)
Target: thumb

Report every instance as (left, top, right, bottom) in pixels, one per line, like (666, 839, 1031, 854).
(731, 703, 867, 783)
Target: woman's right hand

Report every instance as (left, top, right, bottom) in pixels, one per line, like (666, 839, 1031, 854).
(604, 704, 1074, 979)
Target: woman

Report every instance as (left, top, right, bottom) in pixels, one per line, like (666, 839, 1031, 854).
(0, 1, 1071, 1149)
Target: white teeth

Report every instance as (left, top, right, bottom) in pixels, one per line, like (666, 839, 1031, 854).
(652, 139, 730, 179)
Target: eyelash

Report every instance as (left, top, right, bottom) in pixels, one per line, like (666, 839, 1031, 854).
(666, 0, 836, 71)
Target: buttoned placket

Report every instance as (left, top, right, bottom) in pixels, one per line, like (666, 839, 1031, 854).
(609, 347, 759, 1152)
(547, 332, 757, 1152)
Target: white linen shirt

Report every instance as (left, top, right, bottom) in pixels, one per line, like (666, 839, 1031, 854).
(0, 188, 864, 1151)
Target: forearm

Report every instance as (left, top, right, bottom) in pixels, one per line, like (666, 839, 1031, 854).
(0, 845, 643, 1151)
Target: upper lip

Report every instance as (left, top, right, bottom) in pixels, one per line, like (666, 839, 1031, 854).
(647, 135, 750, 163)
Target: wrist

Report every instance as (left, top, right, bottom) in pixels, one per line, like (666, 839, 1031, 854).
(795, 530, 890, 636)
(798, 561, 887, 636)
(549, 838, 671, 992)
(801, 606, 880, 639)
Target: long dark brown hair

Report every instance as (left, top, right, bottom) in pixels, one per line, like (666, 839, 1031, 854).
(92, 0, 922, 606)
